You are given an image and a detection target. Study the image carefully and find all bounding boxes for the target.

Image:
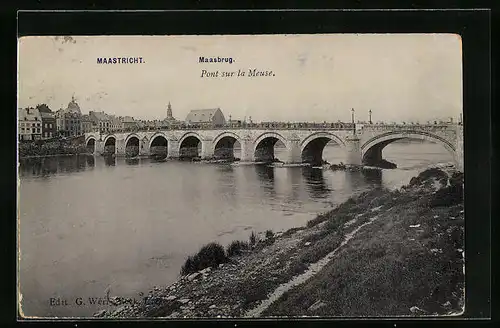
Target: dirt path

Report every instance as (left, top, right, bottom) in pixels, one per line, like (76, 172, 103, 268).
(244, 216, 379, 317)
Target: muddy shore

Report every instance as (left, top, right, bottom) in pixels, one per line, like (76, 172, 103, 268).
(96, 165, 464, 318)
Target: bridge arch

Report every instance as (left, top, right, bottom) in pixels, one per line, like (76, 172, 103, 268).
(361, 130, 456, 165)
(253, 132, 288, 163)
(103, 135, 117, 155)
(125, 133, 141, 147)
(125, 134, 140, 158)
(213, 132, 241, 160)
(179, 131, 204, 144)
(149, 132, 168, 159)
(300, 132, 346, 165)
(179, 132, 203, 160)
(148, 132, 168, 148)
(103, 134, 117, 146)
(85, 135, 97, 145)
(85, 136, 96, 154)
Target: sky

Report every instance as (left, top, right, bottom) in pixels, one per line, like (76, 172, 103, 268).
(18, 34, 462, 123)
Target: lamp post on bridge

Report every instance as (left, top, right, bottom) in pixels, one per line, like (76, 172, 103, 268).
(369, 109, 372, 124)
(351, 108, 356, 135)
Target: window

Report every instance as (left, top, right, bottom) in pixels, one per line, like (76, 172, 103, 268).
(49, 123, 53, 128)
(37, 123, 41, 127)
(32, 123, 35, 127)
(35, 117, 38, 121)
(36, 128, 40, 133)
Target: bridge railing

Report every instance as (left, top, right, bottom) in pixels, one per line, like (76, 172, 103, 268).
(90, 122, 357, 134)
(86, 121, 460, 135)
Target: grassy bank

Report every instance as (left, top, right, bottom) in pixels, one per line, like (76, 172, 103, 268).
(102, 166, 464, 318)
(263, 168, 464, 316)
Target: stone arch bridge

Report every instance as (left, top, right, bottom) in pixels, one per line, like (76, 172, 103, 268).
(84, 124, 463, 171)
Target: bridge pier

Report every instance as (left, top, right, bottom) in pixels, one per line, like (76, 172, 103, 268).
(139, 137, 150, 156)
(94, 140, 104, 156)
(284, 138, 302, 164)
(167, 140, 180, 159)
(345, 136, 362, 166)
(240, 138, 254, 162)
(200, 139, 215, 160)
(115, 139, 126, 156)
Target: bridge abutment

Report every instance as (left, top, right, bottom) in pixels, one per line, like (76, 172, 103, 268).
(345, 136, 362, 166)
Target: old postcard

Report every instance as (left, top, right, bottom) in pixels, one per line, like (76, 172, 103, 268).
(17, 34, 464, 319)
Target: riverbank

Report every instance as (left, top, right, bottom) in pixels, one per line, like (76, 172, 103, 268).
(96, 165, 464, 318)
(18, 139, 88, 159)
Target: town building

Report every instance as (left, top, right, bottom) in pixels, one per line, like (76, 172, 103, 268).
(36, 104, 56, 139)
(120, 116, 137, 130)
(107, 115, 123, 132)
(81, 114, 94, 134)
(185, 108, 226, 127)
(55, 96, 82, 137)
(18, 107, 42, 141)
(88, 111, 111, 134)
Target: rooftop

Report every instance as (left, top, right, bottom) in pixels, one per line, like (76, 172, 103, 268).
(185, 108, 224, 123)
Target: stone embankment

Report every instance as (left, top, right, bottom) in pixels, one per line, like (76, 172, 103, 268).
(97, 164, 464, 318)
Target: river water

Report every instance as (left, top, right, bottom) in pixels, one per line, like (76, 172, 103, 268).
(18, 142, 453, 317)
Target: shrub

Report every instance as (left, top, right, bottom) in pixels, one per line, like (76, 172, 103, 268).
(265, 229, 274, 239)
(180, 242, 228, 276)
(409, 168, 448, 187)
(429, 184, 464, 207)
(226, 240, 250, 257)
(249, 231, 258, 246)
(306, 212, 331, 228)
(282, 227, 305, 237)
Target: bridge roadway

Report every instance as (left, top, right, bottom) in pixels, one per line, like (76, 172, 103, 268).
(84, 123, 463, 171)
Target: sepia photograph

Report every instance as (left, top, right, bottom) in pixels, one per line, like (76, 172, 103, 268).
(17, 34, 464, 319)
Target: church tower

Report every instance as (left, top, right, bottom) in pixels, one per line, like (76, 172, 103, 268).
(166, 102, 173, 120)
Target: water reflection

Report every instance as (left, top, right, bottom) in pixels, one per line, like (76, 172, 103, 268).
(103, 155, 116, 166)
(301, 167, 330, 199)
(125, 158, 140, 166)
(18, 155, 95, 178)
(86, 156, 95, 167)
(255, 165, 276, 197)
(362, 168, 383, 185)
(284, 168, 302, 203)
(344, 169, 383, 191)
(215, 164, 237, 199)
